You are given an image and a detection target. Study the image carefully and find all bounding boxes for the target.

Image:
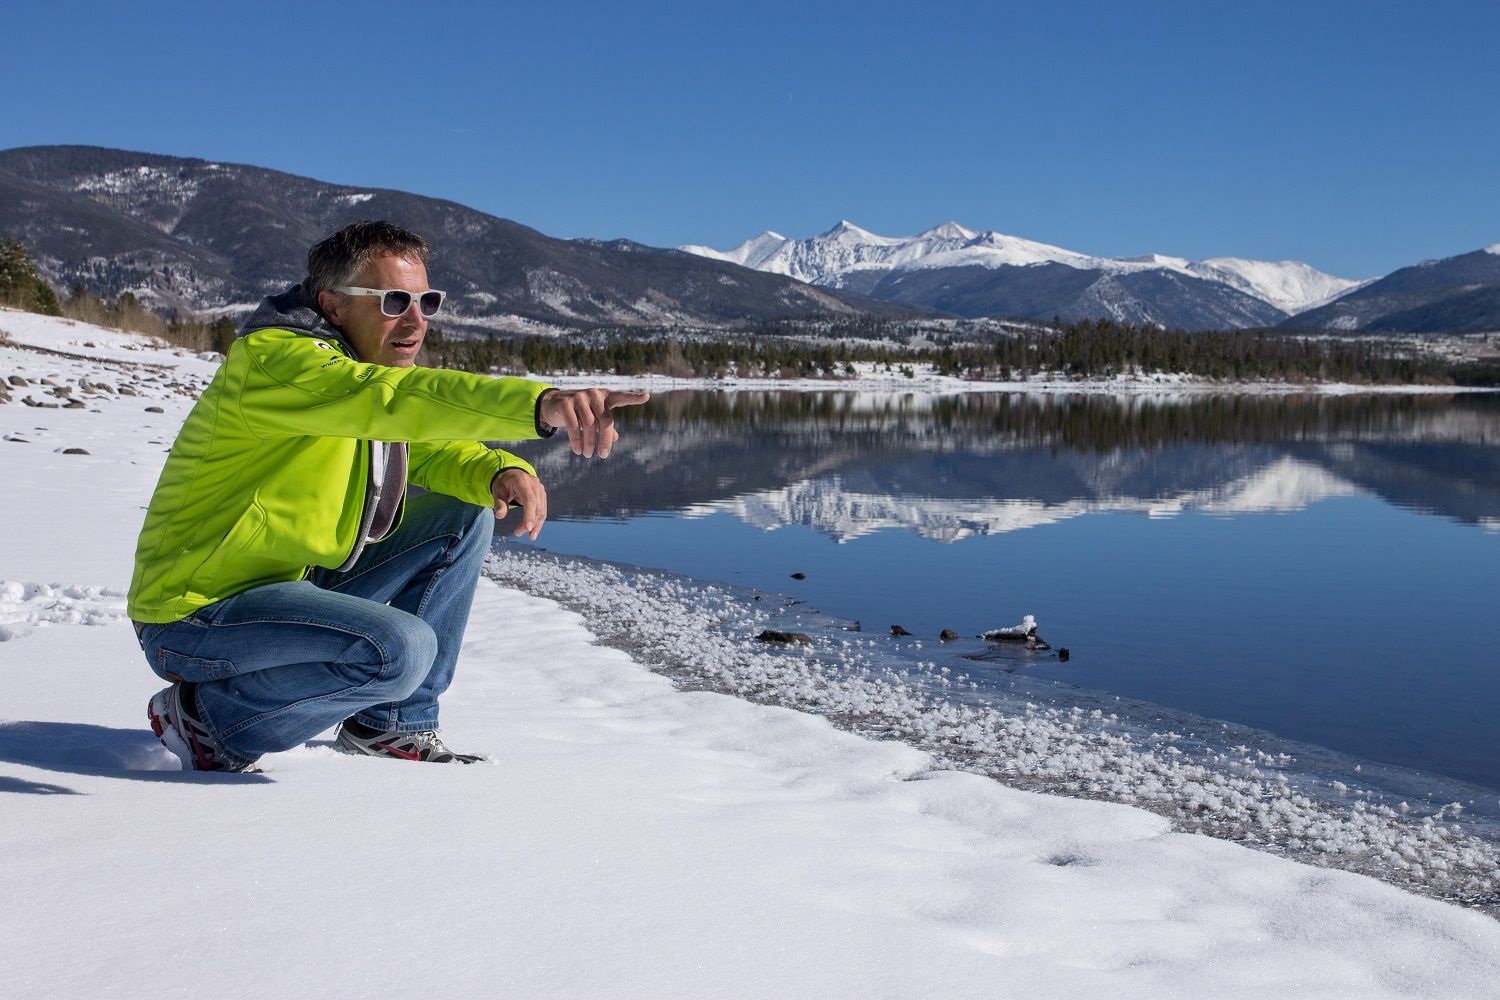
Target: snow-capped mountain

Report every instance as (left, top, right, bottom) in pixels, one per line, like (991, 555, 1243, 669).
(682, 221, 1371, 329)
(682, 221, 1096, 288)
(1186, 258, 1362, 314)
(8, 144, 1489, 333)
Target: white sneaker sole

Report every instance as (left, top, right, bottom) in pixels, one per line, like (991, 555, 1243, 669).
(147, 689, 194, 770)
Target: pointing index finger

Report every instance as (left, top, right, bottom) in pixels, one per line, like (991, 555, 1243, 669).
(604, 390, 651, 409)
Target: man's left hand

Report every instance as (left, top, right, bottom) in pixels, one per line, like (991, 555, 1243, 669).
(492, 468, 548, 540)
(539, 388, 651, 459)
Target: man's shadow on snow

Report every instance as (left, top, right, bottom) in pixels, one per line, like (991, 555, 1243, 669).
(0, 721, 272, 791)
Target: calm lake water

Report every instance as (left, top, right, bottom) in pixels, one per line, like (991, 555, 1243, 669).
(501, 390, 1500, 793)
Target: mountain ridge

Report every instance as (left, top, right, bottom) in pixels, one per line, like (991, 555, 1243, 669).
(1290, 249, 1500, 334)
(4, 144, 1495, 334)
(0, 145, 908, 332)
(681, 222, 1367, 323)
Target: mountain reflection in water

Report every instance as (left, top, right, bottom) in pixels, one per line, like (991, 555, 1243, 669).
(507, 390, 1500, 533)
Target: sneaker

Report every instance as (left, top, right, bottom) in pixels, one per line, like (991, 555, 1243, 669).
(147, 683, 254, 772)
(334, 718, 485, 763)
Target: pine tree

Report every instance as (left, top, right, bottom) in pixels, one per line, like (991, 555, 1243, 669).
(0, 237, 62, 316)
(209, 316, 238, 354)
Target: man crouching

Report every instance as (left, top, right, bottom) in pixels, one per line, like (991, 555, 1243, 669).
(128, 220, 647, 770)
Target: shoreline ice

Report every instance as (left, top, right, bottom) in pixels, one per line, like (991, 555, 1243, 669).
(486, 546, 1500, 914)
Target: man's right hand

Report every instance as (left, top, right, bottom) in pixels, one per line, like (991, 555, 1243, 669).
(492, 468, 548, 539)
(539, 388, 651, 459)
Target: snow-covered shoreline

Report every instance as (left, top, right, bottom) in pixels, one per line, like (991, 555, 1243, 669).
(4, 308, 1500, 997)
(537, 367, 1498, 396)
(485, 548, 1500, 911)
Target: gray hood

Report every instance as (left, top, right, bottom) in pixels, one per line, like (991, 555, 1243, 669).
(240, 283, 355, 355)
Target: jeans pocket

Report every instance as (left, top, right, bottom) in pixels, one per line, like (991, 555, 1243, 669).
(156, 648, 238, 683)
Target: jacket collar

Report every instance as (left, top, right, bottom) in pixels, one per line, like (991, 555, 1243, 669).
(239, 283, 355, 356)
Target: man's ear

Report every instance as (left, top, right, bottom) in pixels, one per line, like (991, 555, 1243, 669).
(316, 289, 344, 326)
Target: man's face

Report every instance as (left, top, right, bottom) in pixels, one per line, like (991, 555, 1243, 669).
(322, 253, 431, 367)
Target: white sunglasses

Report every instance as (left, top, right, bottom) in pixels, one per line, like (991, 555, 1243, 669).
(334, 285, 447, 317)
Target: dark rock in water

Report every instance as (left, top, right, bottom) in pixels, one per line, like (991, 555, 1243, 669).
(1025, 636, 1052, 652)
(757, 629, 811, 645)
(1058, 647, 1071, 661)
(61, 447, 90, 455)
(790, 572, 806, 580)
(940, 629, 960, 641)
(890, 625, 913, 636)
(144, 406, 165, 413)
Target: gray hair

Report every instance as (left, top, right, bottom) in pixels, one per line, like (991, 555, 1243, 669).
(304, 220, 431, 298)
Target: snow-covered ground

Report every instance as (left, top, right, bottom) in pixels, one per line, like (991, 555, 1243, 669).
(3, 307, 1499, 998)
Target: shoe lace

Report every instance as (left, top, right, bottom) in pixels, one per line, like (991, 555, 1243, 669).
(416, 730, 452, 754)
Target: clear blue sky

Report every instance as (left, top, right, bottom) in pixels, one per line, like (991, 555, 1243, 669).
(4, 0, 1496, 278)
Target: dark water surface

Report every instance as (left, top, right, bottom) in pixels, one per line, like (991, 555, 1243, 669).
(502, 390, 1500, 792)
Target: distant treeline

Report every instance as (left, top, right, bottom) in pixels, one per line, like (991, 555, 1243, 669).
(424, 319, 1454, 385)
(626, 387, 1500, 453)
(59, 285, 238, 354)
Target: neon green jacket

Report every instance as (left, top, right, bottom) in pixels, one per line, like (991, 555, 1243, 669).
(127, 325, 551, 623)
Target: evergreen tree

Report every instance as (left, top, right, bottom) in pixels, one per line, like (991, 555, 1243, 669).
(0, 237, 62, 316)
(209, 316, 238, 354)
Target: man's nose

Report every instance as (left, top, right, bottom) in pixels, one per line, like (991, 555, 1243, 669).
(397, 297, 425, 323)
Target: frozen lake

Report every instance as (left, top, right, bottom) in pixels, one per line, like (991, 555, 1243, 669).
(501, 390, 1500, 796)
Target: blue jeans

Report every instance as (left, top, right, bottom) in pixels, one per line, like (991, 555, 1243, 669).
(134, 491, 495, 768)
